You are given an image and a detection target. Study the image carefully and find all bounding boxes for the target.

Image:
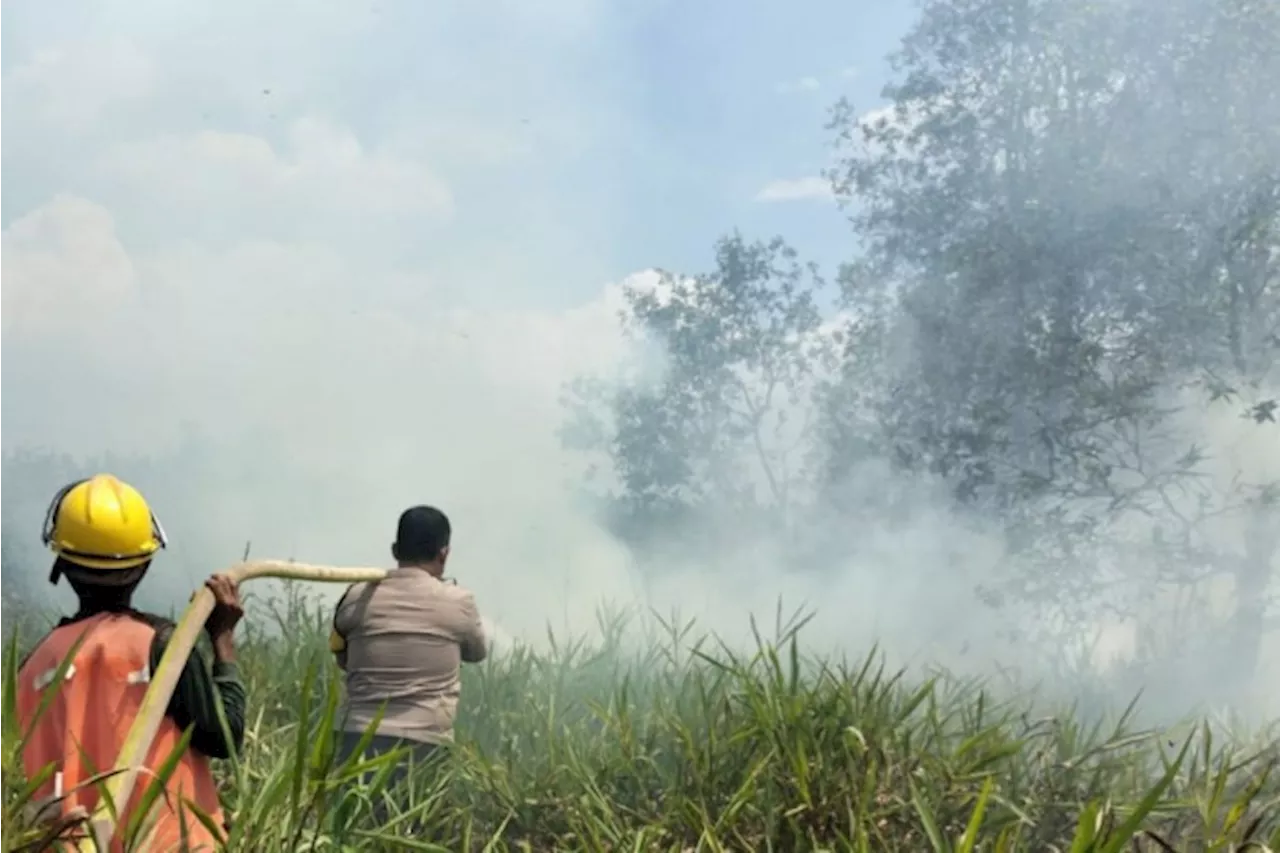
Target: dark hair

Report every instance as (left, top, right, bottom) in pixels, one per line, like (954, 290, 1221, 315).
(394, 506, 451, 563)
(59, 558, 149, 612)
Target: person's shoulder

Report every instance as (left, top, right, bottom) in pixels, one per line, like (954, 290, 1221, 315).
(333, 581, 373, 622)
(130, 610, 178, 636)
(337, 580, 376, 606)
(435, 578, 480, 607)
(128, 611, 185, 662)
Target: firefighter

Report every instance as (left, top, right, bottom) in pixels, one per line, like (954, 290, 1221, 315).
(16, 474, 246, 852)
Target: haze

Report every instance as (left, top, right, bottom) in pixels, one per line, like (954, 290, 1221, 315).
(3, 0, 1277, 725)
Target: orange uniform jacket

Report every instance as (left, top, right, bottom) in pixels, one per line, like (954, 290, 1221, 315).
(17, 612, 225, 852)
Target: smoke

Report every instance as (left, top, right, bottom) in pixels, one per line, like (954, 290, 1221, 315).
(2, 0, 641, 625)
(0, 212, 1014, 673)
(3, 0, 1278, 727)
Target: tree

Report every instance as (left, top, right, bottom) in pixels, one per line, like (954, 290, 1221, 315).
(821, 0, 1279, 692)
(562, 233, 832, 565)
(554, 0, 1278, 703)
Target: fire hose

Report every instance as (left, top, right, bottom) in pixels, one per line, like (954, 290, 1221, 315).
(78, 560, 389, 853)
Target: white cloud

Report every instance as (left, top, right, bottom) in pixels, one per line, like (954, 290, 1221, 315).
(1, 0, 630, 282)
(1, 195, 634, 452)
(1, 196, 139, 338)
(0, 0, 651, 640)
(774, 76, 822, 95)
(101, 118, 454, 222)
(754, 175, 834, 202)
(2, 38, 156, 131)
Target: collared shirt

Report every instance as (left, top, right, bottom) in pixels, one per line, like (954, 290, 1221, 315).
(331, 569, 487, 744)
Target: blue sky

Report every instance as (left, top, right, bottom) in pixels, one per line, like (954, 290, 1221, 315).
(610, 1, 914, 278)
(0, 0, 919, 463)
(2, 0, 915, 312)
(329, 0, 918, 294)
(0, 0, 916, 568)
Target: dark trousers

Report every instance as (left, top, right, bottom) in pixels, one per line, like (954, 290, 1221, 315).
(335, 731, 442, 830)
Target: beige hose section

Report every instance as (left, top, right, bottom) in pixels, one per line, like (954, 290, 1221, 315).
(80, 560, 389, 852)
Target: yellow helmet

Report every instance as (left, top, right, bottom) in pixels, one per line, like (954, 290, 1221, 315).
(42, 474, 168, 575)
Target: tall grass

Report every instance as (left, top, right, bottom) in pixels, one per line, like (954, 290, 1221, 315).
(3, 582, 1279, 852)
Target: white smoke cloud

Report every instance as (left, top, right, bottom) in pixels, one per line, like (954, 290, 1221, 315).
(1, 0, 646, 641)
(3, 0, 1277, 729)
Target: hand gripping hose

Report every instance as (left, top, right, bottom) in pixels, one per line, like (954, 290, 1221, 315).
(80, 560, 389, 852)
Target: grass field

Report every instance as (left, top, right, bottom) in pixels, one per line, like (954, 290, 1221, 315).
(3, 582, 1279, 852)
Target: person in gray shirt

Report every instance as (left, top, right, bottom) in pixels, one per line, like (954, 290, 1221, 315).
(330, 505, 488, 789)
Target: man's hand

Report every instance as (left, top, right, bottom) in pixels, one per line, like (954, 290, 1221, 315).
(204, 573, 244, 663)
